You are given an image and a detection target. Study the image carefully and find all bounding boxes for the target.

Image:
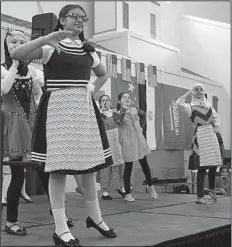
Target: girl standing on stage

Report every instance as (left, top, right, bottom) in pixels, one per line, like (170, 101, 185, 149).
(176, 83, 222, 204)
(116, 92, 158, 202)
(1, 30, 43, 236)
(96, 94, 126, 200)
(12, 4, 116, 246)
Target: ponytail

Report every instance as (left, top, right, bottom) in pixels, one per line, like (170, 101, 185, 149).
(116, 92, 126, 111)
(79, 31, 95, 53)
(53, 19, 63, 31)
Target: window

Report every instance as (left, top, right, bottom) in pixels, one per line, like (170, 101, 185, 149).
(150, 13, 156, 39)
(123, 2, 129, 29)
(212, 96, 219, 113)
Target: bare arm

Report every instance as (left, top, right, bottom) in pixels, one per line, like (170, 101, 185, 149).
(11, 30, 73, 61)
(212, 108, 220, 133)
(11, 36, 45, 61)
(176, 91, 192, 117)
(92, 62, 109, 95)
(1, 64, 18, 94)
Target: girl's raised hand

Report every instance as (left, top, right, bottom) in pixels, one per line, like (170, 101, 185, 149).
(43, 30, 73, 54)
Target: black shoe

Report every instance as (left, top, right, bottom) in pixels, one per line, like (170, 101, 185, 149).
(20, 194, 33, 203)
(86, 216, 117, 238)
(53, 232, 82, 247)
(5, 224, 27, 236)
(2, 201, 7, 207)
(102, 194, 112, 200)
(67, 217, 74, 228)
(49, 209, 74, 228)
(117, 189, 126, 198)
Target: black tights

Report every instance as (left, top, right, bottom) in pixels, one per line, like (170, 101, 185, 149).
(7, 157, 24, 223)
(197, 166, 217, 198)
(6, 157, 50, 223)
(123, 156, 152, 194)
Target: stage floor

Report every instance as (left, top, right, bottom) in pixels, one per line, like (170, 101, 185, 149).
(1, 191, 231, 246)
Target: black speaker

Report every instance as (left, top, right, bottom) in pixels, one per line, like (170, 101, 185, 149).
(31, 13, 57, 40)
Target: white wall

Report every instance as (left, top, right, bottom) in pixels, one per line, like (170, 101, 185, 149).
(115, 1, 160, 41)
(92, 31, 129, 55)
(1, 1, 95, 38)
(158, 1, 230, 47)
(92, 30, 180, 71)
(94, 1, 116, 35)
(128, 32, 180, 71)
(180, 15, 230, 98)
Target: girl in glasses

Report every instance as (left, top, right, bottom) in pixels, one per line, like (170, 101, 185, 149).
(176, 84, 222, 204)
(96, 95, 126, 200)
(11, 4, 116, 246)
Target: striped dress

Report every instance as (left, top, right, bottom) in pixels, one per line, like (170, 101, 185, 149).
(188, 105, 222, 169)
(31, 39, 113, 174)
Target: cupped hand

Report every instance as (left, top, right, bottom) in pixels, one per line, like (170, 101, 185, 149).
(43, 30, 73, 54)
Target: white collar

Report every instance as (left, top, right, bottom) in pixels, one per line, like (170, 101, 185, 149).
(62, 38, 82, 45)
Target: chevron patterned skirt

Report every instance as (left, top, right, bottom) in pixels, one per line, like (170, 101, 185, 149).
(188, 125, 222, 170)
(31, 87, 113, 174)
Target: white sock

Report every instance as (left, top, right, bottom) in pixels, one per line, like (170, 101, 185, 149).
(52, 208, 74, 241)
(86, 199, 109, 231)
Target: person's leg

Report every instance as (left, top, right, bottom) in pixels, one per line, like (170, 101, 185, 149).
(208, 166, 217, 190)
(197, 167, 207, 198)
(73, 174, 83, 195)
(123, 162, 135, 201)
(2, 166, 11, 205)
(139, 156, 157, 198)
(138, 156, 153, 186)
(49, 173, 75, 242)
(20, 169, 33, 202)
(2, 175, 6, 204)
(207, 166, 217, 201)
(123, 162, 133, 195)
(80, 172, 116, 238)
(6, 157, 26, 233)
(98, 168, 112, 200)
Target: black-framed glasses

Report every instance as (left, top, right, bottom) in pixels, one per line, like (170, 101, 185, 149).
(65, 13, 89, 23)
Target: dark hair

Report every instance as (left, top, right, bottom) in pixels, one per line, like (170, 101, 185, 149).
(99, 94, 112, 109)
(53, 4, 95, 53)
(219, 165, 229, 173)
(3, 32, 29, 77)
(116, 92, 127, 110)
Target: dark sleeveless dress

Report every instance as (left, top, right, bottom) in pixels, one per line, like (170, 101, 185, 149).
(31, 41, 113, 174)
(2, 65, 36, 158)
